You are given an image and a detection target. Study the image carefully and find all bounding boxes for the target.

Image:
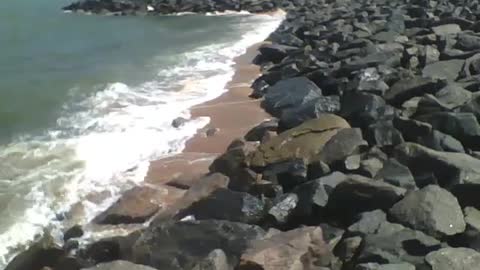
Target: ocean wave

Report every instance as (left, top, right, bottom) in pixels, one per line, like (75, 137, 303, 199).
(0, 11, 284, 268)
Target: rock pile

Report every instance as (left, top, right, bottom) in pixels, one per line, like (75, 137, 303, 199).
(10, 0, 480, 269)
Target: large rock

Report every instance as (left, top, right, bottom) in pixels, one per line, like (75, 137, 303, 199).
(384, 76, 441, 106)
(131, 220, 265, 270)
(175, 188, 265, 224)
(81, 261, 157, 270)
(93, 186, 162, 225)
(375, 158, 416, 190)
(318, 128, 368, 165)
(389, 185, 466, 237)
(426, 247, 480, 270)
(262, 77, 323, 116)
(192, 249, 231, 270)
(432, 24, 462, 36)
(348, 209, 387, 235)
(238, 227, 331, 270)
(258, 43, 298, 64)
(394, 143, 480, 188)
(355, 263, 415, 270)
(326, 175, 406, 222)
(279, 95, 341, 129)
(247, 114, 350, 168)
(357, 221, 442, 265)
(340, 92, 391, 128)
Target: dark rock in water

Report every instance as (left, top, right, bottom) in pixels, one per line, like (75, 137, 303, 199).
(293, 172, 348, 216)
(422, 59, 465, 81)
(131, 220, 266, 270)
(389, 185, 466, 237)
(366, 121, 405, 147)
(266, 193, 299, 226)
(258, 43, 298, 64)
(416, 112, 480, 149)
(355, 263, 415, 270)
(357, 221, 441, 265)
(244, 119, 278, 142)
(238, 227, 332, 270)
(171, 117, 187, 128)
(81, 260, 157, 270)
(384, 76, 441, 106)
(209, 140, 256, 192)
(456, 33, 480, 51)
(340, 92, 389, 128)
(82, 233, 140, 265)
(279, 95, 341, 129)
(262, 77, 323, 116)
(348, 209, 387, 236)
(262, 159, 307, 191)
(175, 188, 265, 224)
(64, 225, 84, 242)
(5, 233, 66, 270)
(319, 128, 368, 166)
(326, 175, 406, 223)
(192, 249, 231, 270)
(394, 143, 480, 188)
(375, 158, 416, 190)
(426, 247, 480, 270)
(93, 186, 161, 225)
(247, 114, 350, 168)
(205, 127, 219, 137)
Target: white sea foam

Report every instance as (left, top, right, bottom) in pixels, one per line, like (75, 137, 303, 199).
(0, 11, 284, 269)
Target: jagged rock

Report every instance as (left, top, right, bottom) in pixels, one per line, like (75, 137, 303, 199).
(366, 121, 404, 147)
(81, 232, 140, 265)
(93, 186, 162, 225)
(426, 247, 480, 270)
(267, 193, 299, 226)
(175, 188, 265, 224)
(394, 143, 480, 188)
(416, 130, 465, 153)
(244, 119, 278, 142)
(192, 249, 231, 270)
(64, 225, 84, 242)
(384, 76, 441, 106)
(81, 261, 157, 270)
(172, 117, 188, 128)
(319, 128, 368, 165)
(247, 114, 350, 168)
(262, 77, 323, 116)
(432, 24, 462, 36)
(238, 227, 332, 270)
(340, 92, 390, 128)
(422, 59, 465, 81)
(375, 158, 416, 190)
(248, 180, 283, 199)
(262, 159, 307, 191)
(326, 175, 406, 223)
(132, 220, 266, 270)
(279, 95, 341, 129)
(389, 185, 466, 237)
(357, 221, 442, 265)
(348, 209, 387, 235)
(258, 43, 298, 64)
(355, 263, 415, 270)
(434, 83, 472, 110)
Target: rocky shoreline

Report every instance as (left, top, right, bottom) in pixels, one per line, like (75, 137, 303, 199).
(9, 0, 480, 269)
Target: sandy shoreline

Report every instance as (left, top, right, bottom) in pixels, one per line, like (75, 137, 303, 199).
(145, 42, 270, 188)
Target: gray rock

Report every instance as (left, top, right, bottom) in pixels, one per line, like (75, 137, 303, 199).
(394, 143, 480, 187)
(192, 249, 231, 270)
(375, 158, 416, 190)
(457, 33, 480, 51)
(171, 117, 188, 128)
(417, 130, 465, 153)
(82, 261, 157, 270)
(426, 247, 480, 270)
(384, 76, 440, 106)
(366, 121, 405, 147)
(434, 83, 472, 110)
(279, 95, 341, 129)
(422, 59, 465, 81)
(432, 24, 462, 36)
(355, 263, 415, 270)
(465, 207, 480, 231)
(334, 236, 362, 261)
(267, 193, 299, 225)
(348, 209, 387, 235)
(389, 185, 466, 237)
(319, 128, 368, 165)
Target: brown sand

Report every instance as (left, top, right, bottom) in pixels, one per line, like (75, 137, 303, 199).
(145, 43, 270, 187)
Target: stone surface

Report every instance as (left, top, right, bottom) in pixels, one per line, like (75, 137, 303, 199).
(81, 261, 157, 270)
(422, 59, 465, 81)
(426, 247, 480, 270)
(389, 185, 466, 237)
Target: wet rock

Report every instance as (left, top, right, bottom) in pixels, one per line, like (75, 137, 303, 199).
(238, 227, 332, 270)
(375, 158, 416, 190)
(262, 159, 307, 191)
(348, 209, 387, 235)
(171, 117, 188, 128)
(81, 261, 157, 270)
(394, 143, 480, 188)
(175, 188, 265, 224)
(422, 59, 465, 81)
(244, 119, 278, 142)
(389, 185, 466, 237)
(262, 76, 323, 116)
(192, 249, 231, 270)
(132, 220, 266, 270)
(357, 221, 442, 265)
(258, 43, 298, 64)
(326, 175, 406, 223)
(247, 114, 350, 168)
(426, 247, 480, 270)
(93, 186, 161, 225)
(384, 76, 441, 106)
(64, 225, 84, 242)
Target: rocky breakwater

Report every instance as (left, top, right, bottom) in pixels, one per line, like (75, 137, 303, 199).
(9, 0, 480, 269)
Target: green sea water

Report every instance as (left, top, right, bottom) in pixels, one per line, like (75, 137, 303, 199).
(0, 0, 282, 267)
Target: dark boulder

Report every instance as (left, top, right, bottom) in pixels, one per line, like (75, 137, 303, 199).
(375, 158, 416, 190)
(262, 158, 308, 191)
(244, 119, 278, 142)
(340, 92, 390, 128)
(366, 121, 405, 147)
(258, 43, 298, 64)
(172, 117, 188, 128)
(64, 225, 84, 242)
(355, 263, 416, 270)
(279, 95, 341, 129)
(456, 33, 480, 51)
(384, 76, 441, 106)
(175, 188, 265, 224)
